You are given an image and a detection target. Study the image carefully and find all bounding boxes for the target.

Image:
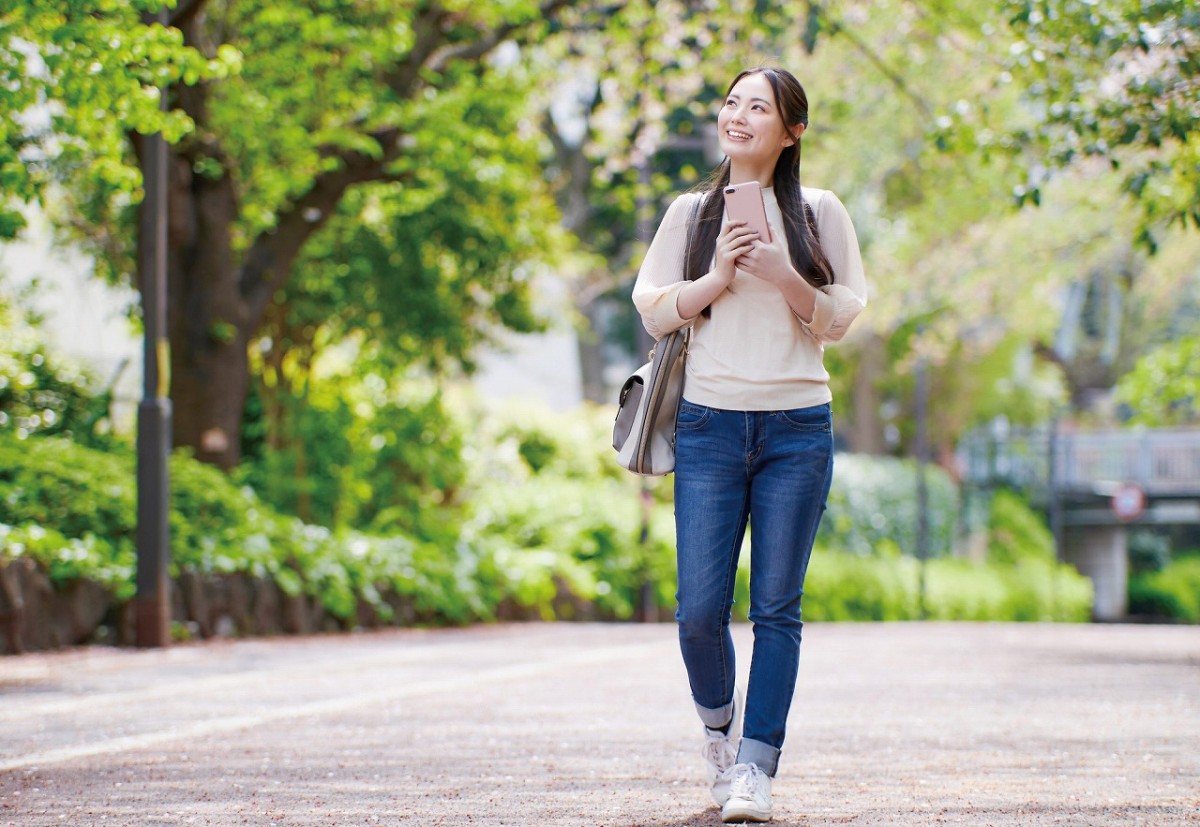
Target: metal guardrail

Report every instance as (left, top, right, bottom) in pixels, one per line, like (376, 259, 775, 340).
(1057, 429, 1200, 495)
(959, 425, 1200, 500)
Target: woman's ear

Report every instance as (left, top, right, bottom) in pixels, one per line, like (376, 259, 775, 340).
(783, 123, 806, 147)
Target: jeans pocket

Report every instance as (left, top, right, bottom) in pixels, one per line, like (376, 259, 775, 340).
(676, 401, 712, 431)
(778, 404, 832, 433)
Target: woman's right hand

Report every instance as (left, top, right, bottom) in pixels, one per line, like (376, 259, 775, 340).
(713, 221, 760, 284)
(674, 219, 760, 319)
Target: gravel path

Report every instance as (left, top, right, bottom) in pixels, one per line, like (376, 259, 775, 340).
(1, 622, 1197, 826)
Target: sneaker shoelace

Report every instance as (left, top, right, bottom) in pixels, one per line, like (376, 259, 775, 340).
(727, 763, 766, 799)
(701, 732, 738, 772)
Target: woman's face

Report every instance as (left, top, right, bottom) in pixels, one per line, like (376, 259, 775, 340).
(716, 72, 801, 165)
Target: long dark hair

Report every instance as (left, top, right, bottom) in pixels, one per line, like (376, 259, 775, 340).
(683, 68, 833, 311)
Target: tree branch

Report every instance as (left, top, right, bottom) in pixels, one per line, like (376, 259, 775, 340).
(169, 0, 209, 30)
(819, 7, 933, 119)
(380, 4, 451, 99)
(426, 0, 580, 74)
(238, 127, 410, 319)
(242, 0, 594, 327)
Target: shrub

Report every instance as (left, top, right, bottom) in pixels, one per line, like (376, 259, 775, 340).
(803, 551, 920, 621)
(0, 301, 113, 448)
(463, 475, 675, 620)
(818, 454, 959, 558)
(800, 550, 1091, 623)
(1128, 531, 1171, 574)
(1129, 556, 1200, 622)
(0, 432, 470, 622)
(0, 396, 1097, 640)
(0, 433, 136, 544)
(239, 377, 466, 540)
(986, 488, 1056, 565)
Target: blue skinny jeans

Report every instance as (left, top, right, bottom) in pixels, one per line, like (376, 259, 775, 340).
(673, 399, 834, 777)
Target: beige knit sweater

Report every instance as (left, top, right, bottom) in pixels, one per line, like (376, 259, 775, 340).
(632, 186, 868, 411)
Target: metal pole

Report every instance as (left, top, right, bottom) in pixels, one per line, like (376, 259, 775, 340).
(634, 152, 656, 623)
(1046, 416, 1063, 617)
(914, 353, 929, 619)
(134, 9, 172, 647)
(1048, 416, 1063, 559)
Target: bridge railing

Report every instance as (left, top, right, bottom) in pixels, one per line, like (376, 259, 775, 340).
(958, 425, 1200, 500)
(1057, 429, 1200, 496)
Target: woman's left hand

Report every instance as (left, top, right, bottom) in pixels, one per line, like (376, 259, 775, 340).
(735, 219, 796, 286)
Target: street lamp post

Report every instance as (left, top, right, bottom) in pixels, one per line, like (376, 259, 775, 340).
(134, 10, 172, 647)
(914, 351, 930, 619)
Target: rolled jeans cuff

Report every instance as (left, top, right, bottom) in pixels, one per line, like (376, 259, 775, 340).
(737, 737, 781, 777)
(694, 697, 735, 731)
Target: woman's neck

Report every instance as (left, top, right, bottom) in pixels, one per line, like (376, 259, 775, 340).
(728, 161, 774, 189)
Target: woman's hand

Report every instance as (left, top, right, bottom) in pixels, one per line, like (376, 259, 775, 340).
(734, 218, 796, 286)
(737, 217, 819, 323)
(714, 221, 760, 284)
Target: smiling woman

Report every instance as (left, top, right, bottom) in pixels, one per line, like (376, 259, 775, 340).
(631, 66, 869, 824)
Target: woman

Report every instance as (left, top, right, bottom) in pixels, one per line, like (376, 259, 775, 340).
(632, 67, 868, 823)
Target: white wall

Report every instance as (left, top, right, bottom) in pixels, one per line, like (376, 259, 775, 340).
(1, 208, 584, 422)
(0, 206, 142, 427)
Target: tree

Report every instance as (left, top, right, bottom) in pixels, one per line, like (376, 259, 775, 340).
(941, 0, 1200, 249)
(1116, 334, 1200, 426)
(0, 0, 227, 237)
(11, 0, 587, 470)
(535, 0, 835, 400)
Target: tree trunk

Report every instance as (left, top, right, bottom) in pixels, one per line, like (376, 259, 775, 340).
(162, 150, 252, 470)
(139, 1, 577, 470)
(848, 333, 888, 455)
(577, 296, 609, 403)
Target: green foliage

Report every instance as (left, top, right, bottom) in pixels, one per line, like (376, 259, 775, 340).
(1129, 555, 1200, 622)
(264, 63, 557, 378)
(1128, 530, 1172, 575)
(803, 552, 920, 622)
(818, 454, 959, 558)
(0, 0, 233, 238)
(0, 302, 113, 447)
(0, 403, 667, 625)
(926, 557, 1092, 622)
(0, 431, 473, 621)
(0, 394, 1095, 631)
(0, 521, 134, 599)
(937, 0, 1200, 240)
(803, 550, 1091, 623)
(458, 399, 674, 619)
(240, 371, 467, 541)
(1114, 334, 1200, 426)
(0, 431, 136, 548)
(986, 488, 1056, 566)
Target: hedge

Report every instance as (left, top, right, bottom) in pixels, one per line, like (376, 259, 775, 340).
(0, 402, 1097, 652)
(1129, 556, 1200, 622)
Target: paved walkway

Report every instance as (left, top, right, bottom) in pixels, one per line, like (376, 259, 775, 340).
(1, 622, 1197, 826)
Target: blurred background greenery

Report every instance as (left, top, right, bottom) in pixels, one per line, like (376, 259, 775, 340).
(1, 0, 1197, 643)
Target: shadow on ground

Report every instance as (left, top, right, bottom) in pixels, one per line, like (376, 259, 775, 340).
(626, 810, 812, 827)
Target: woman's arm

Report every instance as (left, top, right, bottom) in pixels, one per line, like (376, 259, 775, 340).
(734, 190, 867, 342)
(674, 221, 760, 318)
(805, 191, 868, 343)
(632, 194, 758, 337)
(631, 195, 699, 339)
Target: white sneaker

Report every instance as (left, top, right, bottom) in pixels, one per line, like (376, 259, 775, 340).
(720, 762, 773, 823)
(701, 686, 742, 805)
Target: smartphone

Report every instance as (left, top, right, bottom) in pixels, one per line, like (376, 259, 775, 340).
(723, 181, 771, 243)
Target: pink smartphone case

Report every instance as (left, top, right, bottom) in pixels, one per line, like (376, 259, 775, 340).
(723, 182, 771, 243)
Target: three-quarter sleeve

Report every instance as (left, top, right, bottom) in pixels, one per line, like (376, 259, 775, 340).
(804, 191, 868, 343)
(632, 193, 702, 340)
